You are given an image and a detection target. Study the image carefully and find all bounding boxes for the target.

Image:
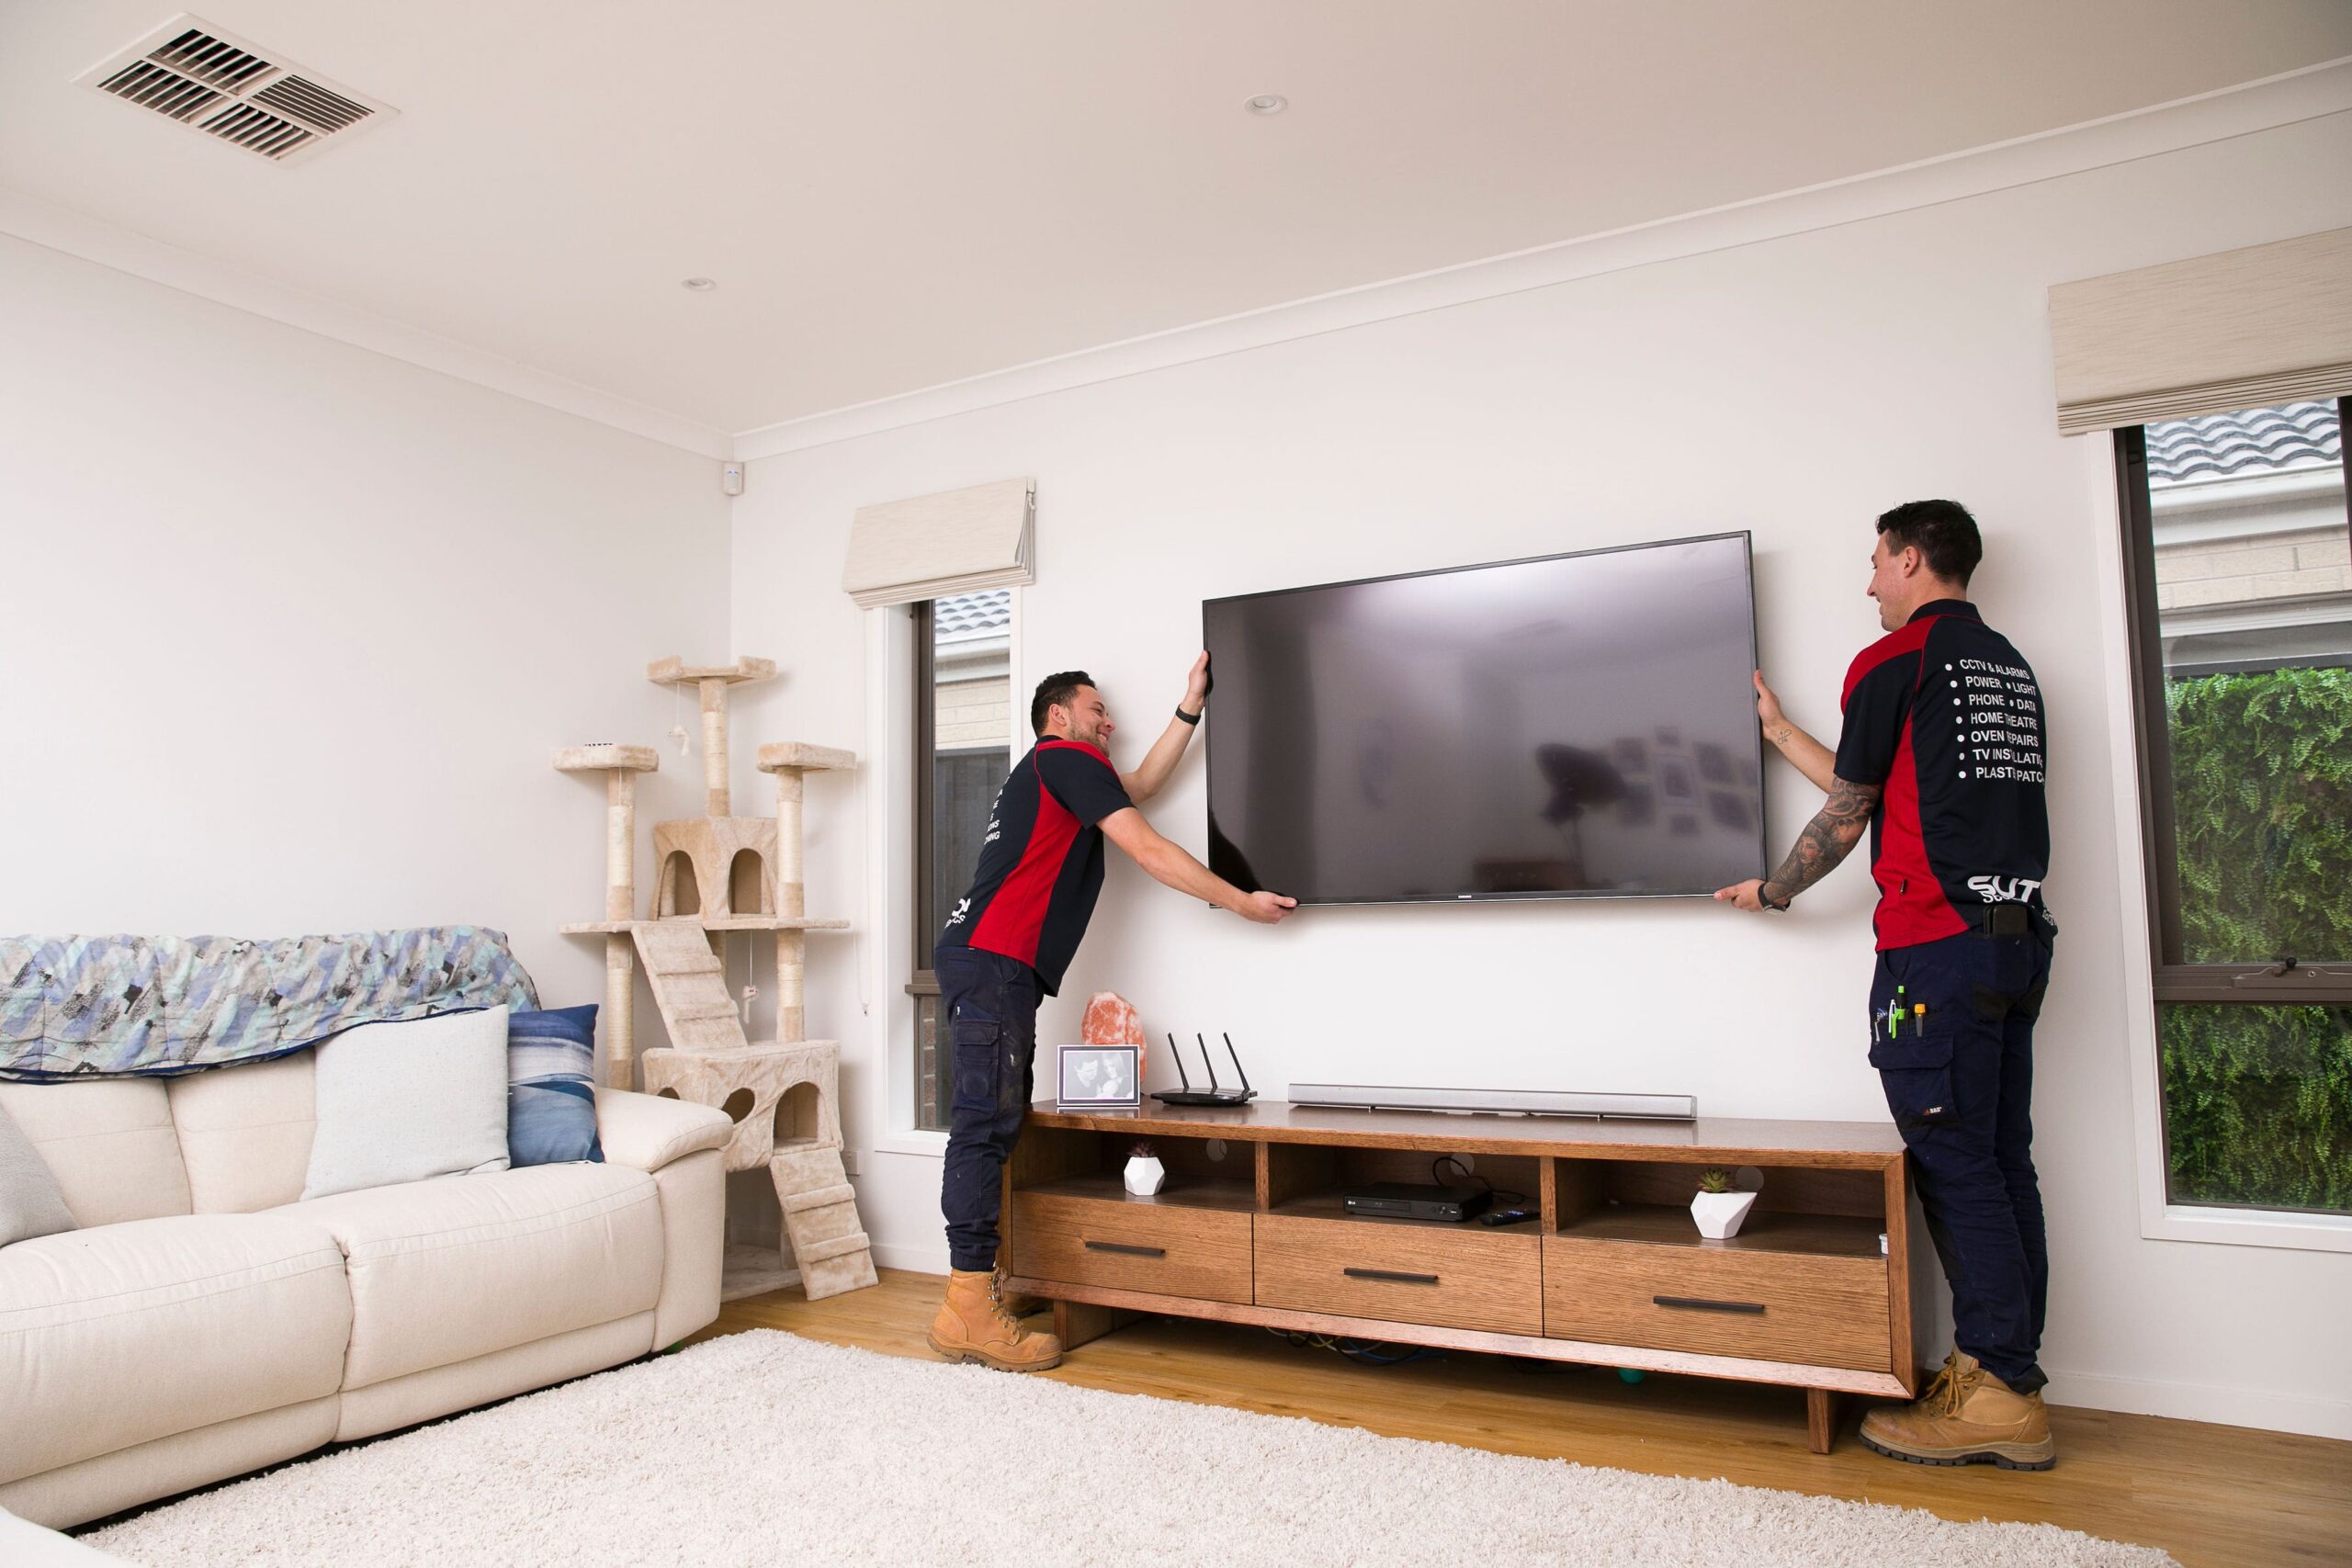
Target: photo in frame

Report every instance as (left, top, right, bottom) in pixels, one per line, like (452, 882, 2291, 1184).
(1057, 1043, 1142, 1109)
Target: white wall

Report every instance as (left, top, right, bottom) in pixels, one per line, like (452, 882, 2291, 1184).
(0, 233, 731, 1019)
(730, 108, 2352, 1438)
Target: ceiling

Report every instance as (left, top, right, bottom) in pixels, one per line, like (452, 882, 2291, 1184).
(4, 2, 2348, 438)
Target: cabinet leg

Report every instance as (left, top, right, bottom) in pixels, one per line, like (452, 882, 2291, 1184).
(1055, 1299, 1143, 1351)
(1805, 1389, 1842, 1455)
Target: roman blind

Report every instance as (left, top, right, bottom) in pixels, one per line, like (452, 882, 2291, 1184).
(2048, 227, 2352, 435)
(841, 477, 1035, 610)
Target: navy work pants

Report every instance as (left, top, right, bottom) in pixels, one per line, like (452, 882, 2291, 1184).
(1869, 920, 2054, 1393)
(935, 944, 1043, 1273)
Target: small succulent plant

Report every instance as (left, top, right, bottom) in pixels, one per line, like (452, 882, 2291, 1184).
(1696, 1168, 1735, 1194)
(1130, 1139, 1156, 1158)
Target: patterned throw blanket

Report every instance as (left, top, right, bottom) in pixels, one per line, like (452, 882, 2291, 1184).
(0, 927, 538, 1082)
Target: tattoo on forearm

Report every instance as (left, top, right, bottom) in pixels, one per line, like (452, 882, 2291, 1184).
(1761, 780, 1879, 904)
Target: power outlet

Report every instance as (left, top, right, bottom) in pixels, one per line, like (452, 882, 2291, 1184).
(839, 1148, 859, 1176)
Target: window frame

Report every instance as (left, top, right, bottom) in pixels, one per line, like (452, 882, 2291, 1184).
(908, 601, 946, 1132)
(2113, 410, 2352, 1007)
(901, 594, 1022, 1136)
(2111, 397, 2352, 1241)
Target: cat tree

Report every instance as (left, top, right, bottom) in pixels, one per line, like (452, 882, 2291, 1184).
(555, 656, 875, 1301)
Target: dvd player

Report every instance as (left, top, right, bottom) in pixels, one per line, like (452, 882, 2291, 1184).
(1342, 1181, 1492, 1223)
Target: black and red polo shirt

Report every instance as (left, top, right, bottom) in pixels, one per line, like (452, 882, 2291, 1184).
(1833, 599, 2051, 950)
(936, 739, 1135, 995)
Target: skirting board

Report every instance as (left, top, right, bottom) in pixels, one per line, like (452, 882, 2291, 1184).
(2041, 1367, 2352, 1445)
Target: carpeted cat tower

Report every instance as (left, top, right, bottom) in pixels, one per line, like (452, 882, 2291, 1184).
(555, 656, 876, 1302)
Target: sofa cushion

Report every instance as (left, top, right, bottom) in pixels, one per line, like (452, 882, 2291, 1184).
(0, 1214, 351, 1483)
(506, 1005, 604, 1167)
(0, 1081, 189, 1228)
(277, 1162, 662, 1390)
(0, 1103, 75, 1248)
(169, 1052, 316, 1213)
(303, 1008, 512, 1201)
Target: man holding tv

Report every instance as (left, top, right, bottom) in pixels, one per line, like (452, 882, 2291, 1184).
(927, 657, 1296, 1374)
(1714, 500, 2058, 1472)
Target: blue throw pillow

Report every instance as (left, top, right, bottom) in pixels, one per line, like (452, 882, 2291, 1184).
(506, 1005, 605, 1166)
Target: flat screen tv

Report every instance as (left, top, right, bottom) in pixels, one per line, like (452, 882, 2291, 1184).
(1204, 532, 1766, 905)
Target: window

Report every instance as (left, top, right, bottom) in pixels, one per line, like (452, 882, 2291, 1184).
(909, 591, 1016, 1133)
(2116, 397, 2351, 1216)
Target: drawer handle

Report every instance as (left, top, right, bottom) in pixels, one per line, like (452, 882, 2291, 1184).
(1083, 1240, 1166, 1258)
(1654, 1294, 1766, 1315)
(1344, 1267, 1440, 1286)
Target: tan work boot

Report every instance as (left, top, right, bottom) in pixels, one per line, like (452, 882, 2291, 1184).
(1861, 1350, 2055, 1471)
(925, 1268, 1063, 1372)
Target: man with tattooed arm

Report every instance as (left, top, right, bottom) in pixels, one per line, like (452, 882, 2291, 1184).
(1715, 501, 2059, 1472)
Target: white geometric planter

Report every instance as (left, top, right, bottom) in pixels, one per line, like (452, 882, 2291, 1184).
(1690, 1190, 1758, 1239)
(1124, 1155, 1166, 1196)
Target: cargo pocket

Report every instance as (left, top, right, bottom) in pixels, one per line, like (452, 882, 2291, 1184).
(950, 1014, 1001, 1118)
(1869, 1021, 1957, 1134)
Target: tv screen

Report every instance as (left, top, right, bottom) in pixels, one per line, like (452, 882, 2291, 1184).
(1204, 532, 1766, 905)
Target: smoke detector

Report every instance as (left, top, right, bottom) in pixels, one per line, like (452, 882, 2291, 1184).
(75, 14, 395, 165)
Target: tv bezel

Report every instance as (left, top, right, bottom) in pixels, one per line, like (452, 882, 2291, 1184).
(1201, 528, 1769, 908)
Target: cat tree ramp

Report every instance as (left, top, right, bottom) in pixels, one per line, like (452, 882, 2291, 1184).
(552, 655, 873, 1302)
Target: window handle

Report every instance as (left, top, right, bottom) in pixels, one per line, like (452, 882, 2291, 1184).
(2233, 959, 2352, 987)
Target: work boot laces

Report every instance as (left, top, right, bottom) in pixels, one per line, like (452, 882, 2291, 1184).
(1921, 1352, 1980, 1418)
(985, 1269, 1025, 1335)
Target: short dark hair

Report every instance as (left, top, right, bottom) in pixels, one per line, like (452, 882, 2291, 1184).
(1031, 671, 1095, 735)
(1876, 499, 1982, 587)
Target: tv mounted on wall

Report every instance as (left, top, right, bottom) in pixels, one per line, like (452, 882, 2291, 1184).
(1203, 532, 1767, 906)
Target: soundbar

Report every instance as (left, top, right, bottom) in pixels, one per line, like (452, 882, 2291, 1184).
(1287, 1084, 1698, 1121)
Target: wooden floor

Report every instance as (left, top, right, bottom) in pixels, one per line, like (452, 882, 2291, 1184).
(702, 1269, 2352, 1568)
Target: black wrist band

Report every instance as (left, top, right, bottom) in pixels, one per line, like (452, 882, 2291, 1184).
(1759, 886, 1790, 911)
(1174, 705, 1202, 726)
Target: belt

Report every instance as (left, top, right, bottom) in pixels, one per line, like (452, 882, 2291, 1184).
(1959, 903, 2035, 938)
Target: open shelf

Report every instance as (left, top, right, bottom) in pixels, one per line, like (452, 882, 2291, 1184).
(1267, 1189, 1540, 1234)
(1555, 1201, 1885, 1258)
(1020, 1170, 1257, 1213)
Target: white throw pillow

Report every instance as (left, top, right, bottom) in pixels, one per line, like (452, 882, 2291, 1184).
(302, 1006, 514, 1201)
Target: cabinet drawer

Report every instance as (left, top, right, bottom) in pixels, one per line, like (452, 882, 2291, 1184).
(1543, 1237, 1890, 1371)
(1254, 1213, 1542, 1336)
(1010, 1192, 1253, 1303)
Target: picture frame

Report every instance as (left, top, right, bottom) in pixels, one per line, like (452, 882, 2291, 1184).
(1057, 1043, 1142, 1110)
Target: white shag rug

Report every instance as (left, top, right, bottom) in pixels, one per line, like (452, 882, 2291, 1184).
(87, 1330, 2176, 1568)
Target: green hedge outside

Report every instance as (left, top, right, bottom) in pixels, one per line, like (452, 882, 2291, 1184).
(2159, 666, 2352, 1212)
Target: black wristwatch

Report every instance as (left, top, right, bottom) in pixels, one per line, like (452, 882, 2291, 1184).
(1758, 884, 1791, 912)
(1174, 704, 1202, 726)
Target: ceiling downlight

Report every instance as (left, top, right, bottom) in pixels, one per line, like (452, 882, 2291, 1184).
(76, 14, 396, 165)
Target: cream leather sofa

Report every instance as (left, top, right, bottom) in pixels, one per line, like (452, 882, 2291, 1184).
(0, 1052, 733, 1530)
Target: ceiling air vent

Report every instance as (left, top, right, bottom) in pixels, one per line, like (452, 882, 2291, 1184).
(76, 14, 396, 166)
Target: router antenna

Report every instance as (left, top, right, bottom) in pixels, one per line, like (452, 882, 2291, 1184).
(1224, 1032, 1253, 1094)
(1197, 1032, 1221, 1090)
(1169, 1032, 1193, 1091)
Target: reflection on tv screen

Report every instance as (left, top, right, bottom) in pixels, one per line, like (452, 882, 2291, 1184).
(1204, 534, 1767, 904)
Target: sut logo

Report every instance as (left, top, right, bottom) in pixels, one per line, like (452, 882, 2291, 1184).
(1966, 874, 2041, 904)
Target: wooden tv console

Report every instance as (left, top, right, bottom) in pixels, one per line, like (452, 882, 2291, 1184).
(1001, 1100, 1918, 1453)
